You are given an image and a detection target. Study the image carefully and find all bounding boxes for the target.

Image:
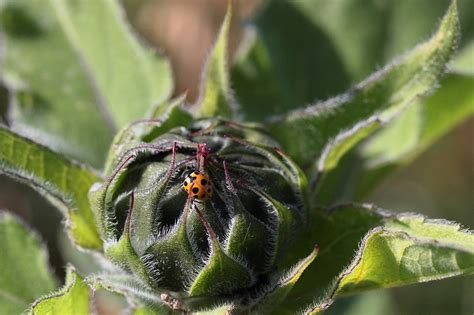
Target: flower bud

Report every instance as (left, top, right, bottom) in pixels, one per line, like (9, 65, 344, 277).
(89, 118, 307, 309)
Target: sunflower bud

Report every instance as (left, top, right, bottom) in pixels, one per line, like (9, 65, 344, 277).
(89, 118, 308, 310)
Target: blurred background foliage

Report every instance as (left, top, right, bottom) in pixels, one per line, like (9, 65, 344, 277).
(0, 0, 472, 314)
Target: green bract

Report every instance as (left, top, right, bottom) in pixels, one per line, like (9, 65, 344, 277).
(88, 119, 309, 310)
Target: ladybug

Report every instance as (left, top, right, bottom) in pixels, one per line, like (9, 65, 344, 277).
(183, 170, 213, 201)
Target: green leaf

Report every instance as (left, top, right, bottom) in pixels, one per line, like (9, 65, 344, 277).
(89, 273, 170, 312)
(253, 246, 319, 314)
(0, 0, 172, 167)
(232, 1, 351, 120)
(0, 126, 103, 250)
(453, 40, 474, 72)
(49, 0, 172, 127)
(308, 117, 382, 202)
(336, 218, 474, 295)
(188, 243, 253, 297)
(29, 265, 90, 315)
(148, 91, 188, 120)
(313, 72, 474, 205)
(233, 0, 474, 121)
(314, 118, 382, 174)
(0, 212, 57, 314)
(142, 103, 193, 143)
(278, 205, 383, 313)
(358, 106, 422, 168)
(352, 72, 474, 199)
(234, 0, 474, 121)
(278, 204, 474, 314)
(194, 3, 236, 119)
(266, 0, 459, 168)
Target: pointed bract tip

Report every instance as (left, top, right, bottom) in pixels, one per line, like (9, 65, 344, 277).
(314, 244, 320, 254)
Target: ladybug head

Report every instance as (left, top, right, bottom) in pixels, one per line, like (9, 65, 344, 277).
(180, 166, 194, 180)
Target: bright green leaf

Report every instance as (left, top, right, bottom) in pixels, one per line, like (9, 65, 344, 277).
(0, 126, 103, 250)
(358, 105, 422, 169)
(0, 0, 172, 167)
(267, 1, 459, 168)
(313, 71, 474, 206)
(308, 117, 382, 202)
(29, 265, 90, 315)
(315, 118, 382, 174)
(50, 0, 172, 127)
(0, 0, 112, 167)
(148, 91, 188, 120)
(142, 104, 193, 143)
(337, 225, 474, 294)
(279, 204, 474, 313)
(0, 212, 57, 314)
(352, 72, 474, 199)
(194, 4, 236, 119)
(453, 40, 474, 72)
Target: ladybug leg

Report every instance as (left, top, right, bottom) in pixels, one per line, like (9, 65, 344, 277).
(221, 160, 255, 192)
(104, 153, 137, 185)
(196, 143, 210, 172)
(192, 203, 217, 241)
(163, 142, 178, 179)
(113, 143, 179, 193)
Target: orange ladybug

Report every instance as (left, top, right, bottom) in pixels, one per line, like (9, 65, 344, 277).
(183, 170, 212, 201)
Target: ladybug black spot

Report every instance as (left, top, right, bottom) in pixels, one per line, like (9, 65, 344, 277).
(207, 188, 211, 193)
(191, 176, 197, 181)
(183, 181, 188, 187)
(192, 187, 199, 194)
(201, 179, 207, 186)
(201, 193, 206, 199)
